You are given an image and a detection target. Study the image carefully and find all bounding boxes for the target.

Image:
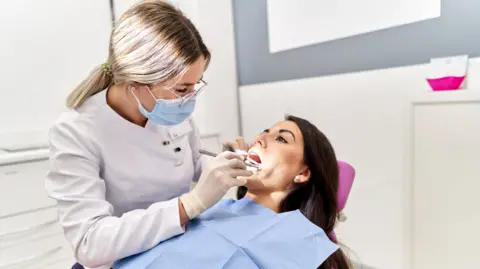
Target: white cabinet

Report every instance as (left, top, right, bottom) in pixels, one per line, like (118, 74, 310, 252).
(0, 152, 74, 269)
(0, 161, 54, 217)
(411, 93, 480, 269)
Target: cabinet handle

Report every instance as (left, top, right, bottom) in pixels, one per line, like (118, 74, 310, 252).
(0, 245, 63, 268)
(0, 219, 57, 238)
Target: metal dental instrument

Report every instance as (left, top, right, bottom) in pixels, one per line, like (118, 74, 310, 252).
(198, 149, 218, 157)
(199, 148, 260, 169)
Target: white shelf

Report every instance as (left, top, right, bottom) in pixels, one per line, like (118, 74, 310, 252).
(412, 89, 480, 104)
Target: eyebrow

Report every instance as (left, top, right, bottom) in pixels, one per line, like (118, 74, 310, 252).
(279, 129, 296, 141)
(263, 128, 296, 141)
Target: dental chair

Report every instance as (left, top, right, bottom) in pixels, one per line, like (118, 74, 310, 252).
(337, 160, 355, 218)
(329, 160, 356, 242)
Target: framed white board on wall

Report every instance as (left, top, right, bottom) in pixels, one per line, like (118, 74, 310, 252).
(0, 0, 111, 149)
(266, 0, 441, 53)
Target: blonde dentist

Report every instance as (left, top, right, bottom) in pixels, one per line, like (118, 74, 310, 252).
(45, 2, 252, 269)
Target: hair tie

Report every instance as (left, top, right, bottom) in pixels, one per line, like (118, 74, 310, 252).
(101, 62, 112, 76)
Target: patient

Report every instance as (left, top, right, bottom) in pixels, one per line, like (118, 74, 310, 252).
(114, 115, 354, 269)
(237, 115, 353, 269)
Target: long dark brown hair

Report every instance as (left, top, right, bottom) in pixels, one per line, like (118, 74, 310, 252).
(237, 115, 352, 269)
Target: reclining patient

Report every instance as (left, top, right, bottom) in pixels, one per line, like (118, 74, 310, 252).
(113, 115, 355, 269)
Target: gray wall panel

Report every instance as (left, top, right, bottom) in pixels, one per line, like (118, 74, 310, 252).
(232, 0, 480, 85)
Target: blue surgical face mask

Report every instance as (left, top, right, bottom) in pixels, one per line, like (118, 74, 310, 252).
(132, 87, 196, 126)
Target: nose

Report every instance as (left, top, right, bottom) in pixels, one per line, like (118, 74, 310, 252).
(253, 134, 267, 148)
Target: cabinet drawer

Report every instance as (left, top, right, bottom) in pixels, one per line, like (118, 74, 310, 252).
(0, 207, 63, 248)
(38, 257, 76, 269)
(0, 160, 55, 217)
(0, 234, 73, 269)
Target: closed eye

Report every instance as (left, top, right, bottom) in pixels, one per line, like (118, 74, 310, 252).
(175, 88, 188, 94)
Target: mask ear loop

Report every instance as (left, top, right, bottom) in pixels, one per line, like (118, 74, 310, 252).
(145, 85, 158, 100)
(130, 88, 141, 104)
(130, 85, 157, 104)
(129, 86, 159, 115)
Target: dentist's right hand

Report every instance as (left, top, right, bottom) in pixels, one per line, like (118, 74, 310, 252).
(180, 151, 253, 220)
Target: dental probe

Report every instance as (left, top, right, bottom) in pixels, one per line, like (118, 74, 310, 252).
(199, 149, 259, 169)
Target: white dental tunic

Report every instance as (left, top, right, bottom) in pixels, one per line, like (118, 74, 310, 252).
(45, 90, 204, 269)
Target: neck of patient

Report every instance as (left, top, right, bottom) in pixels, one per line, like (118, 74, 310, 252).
(244, 191, 287, 213)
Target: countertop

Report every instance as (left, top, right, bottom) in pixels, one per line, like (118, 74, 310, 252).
(0, 147, 49, 166)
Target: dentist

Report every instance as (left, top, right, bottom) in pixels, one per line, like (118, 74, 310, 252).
(45, 1, 251, 269)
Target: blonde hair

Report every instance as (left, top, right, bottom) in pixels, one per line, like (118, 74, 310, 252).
(66, 0, 211, 109)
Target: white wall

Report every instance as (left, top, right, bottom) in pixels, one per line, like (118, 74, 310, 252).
(192, 0, 239, 141)
(0, 0, 238, 151)
(0, 0, 111, 150)
(239, 58, 480, 269)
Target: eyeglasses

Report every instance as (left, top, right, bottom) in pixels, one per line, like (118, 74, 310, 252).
(167, 79, 207, 105)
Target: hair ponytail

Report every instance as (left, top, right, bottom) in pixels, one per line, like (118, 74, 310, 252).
(66, 64, 113, 109)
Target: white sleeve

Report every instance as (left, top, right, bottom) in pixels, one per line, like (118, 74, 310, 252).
(45, 120, 185, 268)
(188, 118, 205, 182)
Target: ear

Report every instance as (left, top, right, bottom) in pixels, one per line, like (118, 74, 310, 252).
(294, 168, 311, 183)
(126, 82, 139, 93)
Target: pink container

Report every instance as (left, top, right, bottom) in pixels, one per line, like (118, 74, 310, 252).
(426, 76, 466, 91)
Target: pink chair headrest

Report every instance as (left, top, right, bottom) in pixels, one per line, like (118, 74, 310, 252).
(328, 160, 355, 243)
(337, 160, 355, 212)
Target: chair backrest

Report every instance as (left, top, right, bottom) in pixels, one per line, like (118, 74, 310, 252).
(337, 161, 356, 212)
(328, 161, 356, 242)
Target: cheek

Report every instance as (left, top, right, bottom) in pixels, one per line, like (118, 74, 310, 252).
(268, 149, 302, 168)
(256, 150, 303, 187)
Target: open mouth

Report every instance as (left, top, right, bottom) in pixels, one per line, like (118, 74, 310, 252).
(245, 151, 262, 169)
(248, 152, 261, 164)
